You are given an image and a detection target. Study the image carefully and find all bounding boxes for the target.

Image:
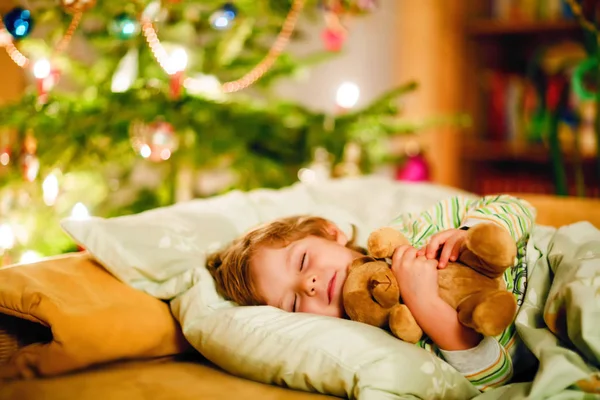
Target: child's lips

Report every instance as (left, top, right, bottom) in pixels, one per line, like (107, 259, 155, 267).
(328, 272, 337, 304)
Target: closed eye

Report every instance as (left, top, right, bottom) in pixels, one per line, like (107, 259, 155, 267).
(293, 253, 307, 312)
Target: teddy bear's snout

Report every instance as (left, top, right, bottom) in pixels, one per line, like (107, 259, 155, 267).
(368, 273, 399, 308)
(368, 275, 392, 292)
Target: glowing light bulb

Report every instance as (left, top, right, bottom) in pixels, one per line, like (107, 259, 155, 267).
(0, 152, 9, 166)
(33, 59, 51, 79)
(0, 224, 15, 250)
(160, 149, 171, 160)
(167, 48, 188, 75)
(298, 168, 316, 184)
(42, 173, 59, 206)
(140, 144, 151, 158)
(71, 202, 90, 220)
(335, 82, 360, 109)
(20, 250, 42, 264)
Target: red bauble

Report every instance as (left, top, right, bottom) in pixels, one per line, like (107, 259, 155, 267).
(321, 27, 346, 52)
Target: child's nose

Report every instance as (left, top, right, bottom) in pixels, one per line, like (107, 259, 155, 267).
(301, 275, 317, 296)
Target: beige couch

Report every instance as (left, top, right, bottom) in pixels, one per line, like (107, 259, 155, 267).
(0, 194, 598, 400)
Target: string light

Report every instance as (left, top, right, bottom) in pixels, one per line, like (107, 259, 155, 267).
(142, 0, 306, 93)
(0, 10, 83, 68)
(42, 173, 59, 206)
(33, 58, 51, 79)
(0, 224, 15, 250)
(336, 81, 360, 109)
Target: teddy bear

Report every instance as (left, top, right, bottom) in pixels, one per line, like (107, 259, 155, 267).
(342, 223, 518, 343)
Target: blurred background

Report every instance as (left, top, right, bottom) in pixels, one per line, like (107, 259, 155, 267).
(0, 0, 599, 263)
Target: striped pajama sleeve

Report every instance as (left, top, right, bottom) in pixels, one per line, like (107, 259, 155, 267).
(391, 194, 536, 391)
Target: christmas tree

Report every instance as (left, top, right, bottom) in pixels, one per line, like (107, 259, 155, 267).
(0, 0, 419, 264)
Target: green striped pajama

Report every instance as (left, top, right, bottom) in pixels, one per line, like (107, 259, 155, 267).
(388, 195, 536, 392)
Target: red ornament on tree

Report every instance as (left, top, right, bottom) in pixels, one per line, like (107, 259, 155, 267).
(321, 27, 346, 52)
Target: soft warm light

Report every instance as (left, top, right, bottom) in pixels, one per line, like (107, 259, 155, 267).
(71, 202, 90, 220)
(140, 144, 152, 158)
(167, 47, 188, 75)
(0, 152, 9, 166)
(111, 73, 131, 93)
(160, 149, 171, 160)
(335, 81, 360, 109)
(0, 224, 15, 250)
(42, 173, 59, 206)
(111, 48, 138, 93)
(33, 59, 51, 79)
(19, 250, 42, 264)
(184, 74, 223, 99)
(298, 168, 316, 183)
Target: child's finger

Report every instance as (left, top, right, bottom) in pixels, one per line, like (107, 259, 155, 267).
(425, 239, 441, 259)
(438, 236, 459, 268)
(391, 245, 412, 268)
(449, 242, 462, 262)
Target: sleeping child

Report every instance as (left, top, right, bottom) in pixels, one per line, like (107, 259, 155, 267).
(207, 194, 536, 392)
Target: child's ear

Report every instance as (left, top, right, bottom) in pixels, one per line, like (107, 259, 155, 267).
(326, 223, 349, 245)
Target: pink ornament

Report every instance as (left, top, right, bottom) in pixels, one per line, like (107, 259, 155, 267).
(396, 154, 430, 182)
(321, 27, 346, 52)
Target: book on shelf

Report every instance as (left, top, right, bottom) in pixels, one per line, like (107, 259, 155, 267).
(491, 0, 574, 21)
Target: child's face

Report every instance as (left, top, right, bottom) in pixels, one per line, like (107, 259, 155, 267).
(251, 231, 362, 318)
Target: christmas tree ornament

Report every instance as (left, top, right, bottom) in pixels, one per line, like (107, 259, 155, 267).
(129, 120, 178, 162)
(21, 132, 40, 182)
(1, 6, 83, 68)
(222, 3, 238, 19)
(3, 7, 34, 40)
(61, 0, 96, 13)
(396, 141, 430, 182)
(321, 11, 346, 52)
(109, 13, 141, 40)
(210, 3, 238, 31)
(147, 121, 178, 161)
(141, 0, 304, 93)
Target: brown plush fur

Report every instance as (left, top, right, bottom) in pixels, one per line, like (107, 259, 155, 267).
(342, 223, 518, 343)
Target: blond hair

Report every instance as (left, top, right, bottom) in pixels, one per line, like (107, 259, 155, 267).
(206, 216, 364, 306)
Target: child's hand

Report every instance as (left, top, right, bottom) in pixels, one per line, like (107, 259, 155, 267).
(417, 228, 468, 269)
(391, 245, 440, 307)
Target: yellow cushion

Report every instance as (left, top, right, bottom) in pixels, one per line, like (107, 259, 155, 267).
(0, 252, 190, 379)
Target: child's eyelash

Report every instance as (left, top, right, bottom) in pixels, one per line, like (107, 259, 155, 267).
(293, 253, 307, 312)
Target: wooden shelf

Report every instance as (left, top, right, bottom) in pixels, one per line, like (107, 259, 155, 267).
(467, 20, 581, 36)
(461, 139, 597, 163)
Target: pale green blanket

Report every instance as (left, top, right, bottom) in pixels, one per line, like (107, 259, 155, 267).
(478, 222, 600, 399)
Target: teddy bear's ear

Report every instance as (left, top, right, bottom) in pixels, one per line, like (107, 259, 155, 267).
(349, 256, 376, 272)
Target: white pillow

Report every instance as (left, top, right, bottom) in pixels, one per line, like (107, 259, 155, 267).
(62, 176, 478, 399)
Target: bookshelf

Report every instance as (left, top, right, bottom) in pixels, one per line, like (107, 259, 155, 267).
(459, 0, 599, 197)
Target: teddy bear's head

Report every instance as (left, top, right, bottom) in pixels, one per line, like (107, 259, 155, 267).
(343, 257, 400, 329)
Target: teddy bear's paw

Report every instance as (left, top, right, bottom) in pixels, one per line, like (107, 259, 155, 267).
(464, 223, 517, 272)
(368, 227, 410, 259)
(471, 290, 517, 337)
(389, 304, 423, 343)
